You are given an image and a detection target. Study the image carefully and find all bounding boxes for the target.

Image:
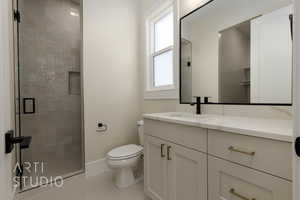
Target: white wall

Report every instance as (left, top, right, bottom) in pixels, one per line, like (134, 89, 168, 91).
(0, 0, 14, 199)
(81, 0, 294, 168)
(83, 0, 141, 162)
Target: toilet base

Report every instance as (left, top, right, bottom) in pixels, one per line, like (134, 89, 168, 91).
(115, 168, 140, 188)
(106, 147, 144, 189)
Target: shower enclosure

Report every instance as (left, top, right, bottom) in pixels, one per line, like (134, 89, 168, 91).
(14, 0, 84, 190)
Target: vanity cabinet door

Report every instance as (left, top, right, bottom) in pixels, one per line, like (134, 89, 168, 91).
(144, 136, 168, 200)
(168, 143, 207, 200)
(208, 156, 292, 200)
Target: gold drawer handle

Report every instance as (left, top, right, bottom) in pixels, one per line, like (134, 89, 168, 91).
(228, 146, 255, 156)
(230, 188, 256, 200)
(167, 146, 172, 160)
(161, 144, 165, 158)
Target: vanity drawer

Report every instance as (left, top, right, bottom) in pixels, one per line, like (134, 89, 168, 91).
(144, 119, 207, 153)
(208, 129, 292, 180)
(208, 156, 292, 200)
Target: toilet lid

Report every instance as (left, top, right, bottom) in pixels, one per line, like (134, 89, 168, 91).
(107, 144, 143, 159)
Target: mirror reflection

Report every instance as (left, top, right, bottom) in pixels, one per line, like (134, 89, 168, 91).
(180, 0, 293, 105)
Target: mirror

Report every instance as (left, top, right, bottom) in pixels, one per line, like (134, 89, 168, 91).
(180, 0, 293, 105)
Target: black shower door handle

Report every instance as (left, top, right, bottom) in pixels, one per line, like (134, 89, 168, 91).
(289, 14, 293, 40)
(23, 98, 36, 114)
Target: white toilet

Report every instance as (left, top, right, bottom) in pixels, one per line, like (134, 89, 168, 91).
(106, 120, 144, 188)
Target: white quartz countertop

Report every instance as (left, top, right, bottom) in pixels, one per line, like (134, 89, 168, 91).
(143, 112, 293, 142)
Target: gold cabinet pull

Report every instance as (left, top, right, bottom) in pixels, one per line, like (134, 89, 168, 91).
(160, 144, 166, 158)
(228, 146, 255, 156)
(167, 146, 172, 160)
(229, 188, 256, 200)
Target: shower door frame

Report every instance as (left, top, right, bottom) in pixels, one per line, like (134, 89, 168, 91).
(12, 0, 85, 192)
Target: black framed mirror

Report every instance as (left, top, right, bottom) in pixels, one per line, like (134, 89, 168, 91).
(179, 0, 293, 106)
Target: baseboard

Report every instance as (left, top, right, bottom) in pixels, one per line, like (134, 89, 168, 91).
(11, 184, 18, 200)
(85, 158, 111, 178)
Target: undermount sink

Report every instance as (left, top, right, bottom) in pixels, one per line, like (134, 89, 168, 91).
(143, 112, 222, 126)
(164, 112, 193, 118)
(160, 112, 214, 120)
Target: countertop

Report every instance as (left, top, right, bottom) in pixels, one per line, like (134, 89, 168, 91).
(143, 112, 293, 142)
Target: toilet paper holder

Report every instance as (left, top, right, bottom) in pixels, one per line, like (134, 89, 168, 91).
(96, 122, 108, 132)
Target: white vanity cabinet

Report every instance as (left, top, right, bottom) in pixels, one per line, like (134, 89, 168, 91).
(167, 142, 207, 200)
(144, 119, 207, 152)
(144, 136, 168, 200)
(143, 117, 292, 200)
(144, 119, 207, 200)
(208, 156, 292, 200)
(208, 129, 292, 180)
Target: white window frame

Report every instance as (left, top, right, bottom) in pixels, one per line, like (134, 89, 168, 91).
(150, 8, 174, 90)
(144, 1, 179, 99)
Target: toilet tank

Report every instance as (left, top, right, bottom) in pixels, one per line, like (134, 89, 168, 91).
(137, 120, 144, 146)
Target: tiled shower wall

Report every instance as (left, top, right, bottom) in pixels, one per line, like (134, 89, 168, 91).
(18, 0, 83, 179)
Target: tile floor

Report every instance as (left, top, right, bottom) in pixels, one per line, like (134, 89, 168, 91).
(16, 172, 150, 200)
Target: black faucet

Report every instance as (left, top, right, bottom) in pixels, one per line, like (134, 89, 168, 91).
(190, 96, 201, 115)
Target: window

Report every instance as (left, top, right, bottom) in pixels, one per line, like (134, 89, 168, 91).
(147, 6, 175, 93)
(152, 11, 174, 88)
(144, 2, 178, 99)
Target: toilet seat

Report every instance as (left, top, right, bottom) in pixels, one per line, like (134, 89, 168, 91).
(107, 144, 143, 160)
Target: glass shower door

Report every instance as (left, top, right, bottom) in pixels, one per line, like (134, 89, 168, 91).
(15, 0, 84, 190)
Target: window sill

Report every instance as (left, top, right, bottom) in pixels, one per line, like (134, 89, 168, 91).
(147, 85, 176, 92)
(144, 87, 179, 100)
